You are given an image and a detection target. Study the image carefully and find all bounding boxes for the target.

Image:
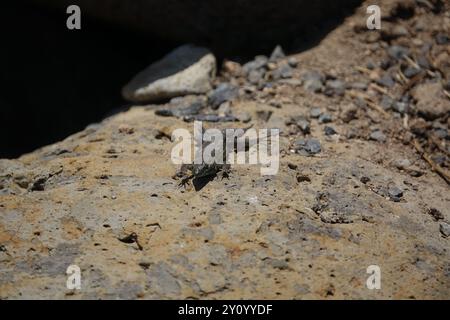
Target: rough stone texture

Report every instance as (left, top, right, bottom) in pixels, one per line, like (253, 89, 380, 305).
(122, 45, 216, 103)
(0, 102, 449, 299)
(1, 0, 450, 300)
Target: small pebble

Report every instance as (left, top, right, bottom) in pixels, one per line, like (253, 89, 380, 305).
(393, 101, 408, 114)
(366, 61, 376, 70)
(287, 116, 310, 134)
(324, 80, 346, 96)
(293, 138, 321, 156)
(387, 45, 409, 60)
(388, 186, 403, 202)
(391, 25, 409, 37)
(380, 58, 393, 70)
(377, 73, 395, 88)
(433, 128, 448, 140)
(352, 82, 368, 90)
(256, 110, 273, 122)
(302, 70, 324, 93)
(370, 130, 386, 142)
(381, 95, 394, 110)
(324, 126, 337, 136)
(394, 158, 411, 170)
(272, 64, 293, 80)
(288, 163, 298, 170)
(243, 55, 268, 74)
(417, 55, 430, 69)
(248, 69, 265, 85)
(303, 79, 323, 92)
(269, 45, 286, 61)
(310, 108, 322, 118)
(439, 222, 450, 238)
(295, 118, 311, 134)
(235, 111, 252, 123)
(288, 57, 298, 68)
(318, 113, 332, 124)
(435, 33, 450, 45)
(209, 83, 239, 109)
(403, 66, 421, 78)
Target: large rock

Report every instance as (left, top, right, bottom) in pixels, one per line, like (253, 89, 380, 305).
(1, 100, 449, 299)
(122, 45, 216, 103)
(32, 0, 362, 54)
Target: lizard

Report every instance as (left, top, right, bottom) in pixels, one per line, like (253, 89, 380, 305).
(173, 125, 254, 188)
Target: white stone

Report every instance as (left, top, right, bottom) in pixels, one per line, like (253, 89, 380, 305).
(122, 44, 216, 103)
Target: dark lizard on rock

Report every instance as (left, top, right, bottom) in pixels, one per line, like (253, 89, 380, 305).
(173, 125, 253, 188)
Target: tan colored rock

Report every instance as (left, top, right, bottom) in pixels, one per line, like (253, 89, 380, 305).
(122, 45, 216, 103)
(0, 98, 449, 299)
(412, 82, 450, 120)
(1, 0, 450, 300)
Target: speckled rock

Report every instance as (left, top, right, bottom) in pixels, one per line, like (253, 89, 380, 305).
(1, 100, 448, 299)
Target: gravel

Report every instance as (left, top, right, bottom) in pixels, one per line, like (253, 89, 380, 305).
(208, 83, 239, 109)
(272, 64, 293, 80)
(243, 55, 268, 75)
(293, 138, 322, 156)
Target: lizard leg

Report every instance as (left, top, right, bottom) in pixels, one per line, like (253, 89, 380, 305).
(178, 175, 193, 188)
(220, 165, 231, 179)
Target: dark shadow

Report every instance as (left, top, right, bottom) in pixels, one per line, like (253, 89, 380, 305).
(0, 1, 176, 158)
(0, 0, 363, 158)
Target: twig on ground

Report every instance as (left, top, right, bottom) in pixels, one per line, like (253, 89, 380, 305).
(370, 83, 395, 99)
(356, 66, 372, 75)
(400, 71, 426, 95)
(428, 134, 450, 157)
(404, 55, 420, 70)
(347, 90, 390, 118)
(443, 89, 450, 100)
(413, 139, 450, 185)
(403, 114, 409, 129)
(398, 70, 408, 84)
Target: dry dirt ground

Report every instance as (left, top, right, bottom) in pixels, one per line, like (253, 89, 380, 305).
(0, 0, 449, 299)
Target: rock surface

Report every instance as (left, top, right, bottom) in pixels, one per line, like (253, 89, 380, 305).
(0, 101, 448, 299)
(122, 45, 216, 103)
(1, 0, 450, 300)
